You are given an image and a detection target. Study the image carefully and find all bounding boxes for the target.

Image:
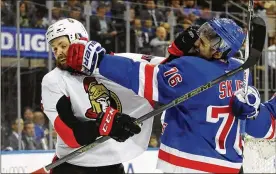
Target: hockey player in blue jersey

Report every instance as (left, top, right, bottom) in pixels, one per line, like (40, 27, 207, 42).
(63, 18, 267, 173)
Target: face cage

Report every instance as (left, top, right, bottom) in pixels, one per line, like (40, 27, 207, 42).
(198, 22, 229, 53)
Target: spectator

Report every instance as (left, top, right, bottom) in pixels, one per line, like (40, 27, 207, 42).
(194, 5, 212, 26)
(110, 0, 126, 23)
(161, 22, 170, 34)
(22, 121, 39, 150)
(46, 2, 64, 26)
(182, 0, 200, 16)
(33, 111, 48, 143)
(22, 0, 37, 19)
(148, 134, 159, 148)
(63, 0, 82, 17)
(142, 18, 155, 40)
(69, 6, 85, 24)
(1, 115, 10, 150)
(140, 0, 165, 27)
(254, 0, 266, 15)
(150, 26, 170, 57)
(1, 0, 14, 26)
(188, 12, 199, 24)
(166, 0, 185, 21)
(131, 18, 151, 54)
(33, 9, 48, 29)
(129, 7, 136, 25)
(183, 18, 193, 30)
(105, 1, 113, 19)
(19, 2, 32, 27)
(131, 0, 143, 17)
(175, 16, 193, 35)
(90, 3, 117, 52)
(115, 7, 136, 34)
(33, 17, 45, 28)
(23, 106, 34, 122)
(91, 0, 100, 14)
(174, 15, 186, 33)
(37, 2, 63, 28)
(5, 118, 25, 151)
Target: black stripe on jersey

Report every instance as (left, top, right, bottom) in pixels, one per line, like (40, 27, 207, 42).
(56, 95, 100, 146)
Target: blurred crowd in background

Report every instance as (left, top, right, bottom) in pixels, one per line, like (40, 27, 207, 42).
(1, 0, 276, 151)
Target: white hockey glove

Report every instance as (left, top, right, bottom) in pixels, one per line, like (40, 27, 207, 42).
(231, 86, 261, 120)
(66, 38, 106, 75)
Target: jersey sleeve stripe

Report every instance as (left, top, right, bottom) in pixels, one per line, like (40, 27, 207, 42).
(152, 65, 159, 101)
(264, 114, 276, 139)
(54, 115, 81, 148)
(138, 63, 146, 97)
(138, 63, 157, 105)
(144, 64, 154, 103)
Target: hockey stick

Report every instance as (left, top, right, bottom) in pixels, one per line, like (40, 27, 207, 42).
(242, 0, 254, 94)
(31, 17, 266, 174)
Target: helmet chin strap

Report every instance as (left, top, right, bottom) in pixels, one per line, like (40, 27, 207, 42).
(220, 48, 231, 59)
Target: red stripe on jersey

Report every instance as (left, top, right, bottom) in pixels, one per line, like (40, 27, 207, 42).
(54, 116, 81, 148)
(219, 114, 234, 150)
(266, 114, 276, 139)
(144, 64, 155, 106)
(158, 149, 240, 173)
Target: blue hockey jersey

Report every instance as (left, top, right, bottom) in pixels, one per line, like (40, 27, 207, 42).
(98, 54, 275, 173)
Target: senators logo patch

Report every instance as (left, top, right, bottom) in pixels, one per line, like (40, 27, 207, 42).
(83, 77, 122, 119)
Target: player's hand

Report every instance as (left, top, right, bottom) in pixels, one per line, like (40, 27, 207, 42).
(66, 38, 106, 75)
(230, 86, 261, 120)
(96, 107, 141, 142)
(168, 25, 199, 57)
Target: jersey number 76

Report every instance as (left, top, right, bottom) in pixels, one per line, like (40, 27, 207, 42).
(206, 105, 243, 155)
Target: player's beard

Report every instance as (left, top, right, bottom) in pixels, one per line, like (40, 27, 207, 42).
(56, 55, 68, 70)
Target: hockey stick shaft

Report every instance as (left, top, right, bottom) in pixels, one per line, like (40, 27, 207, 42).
(245, 0, 254, 59)
(32, 17, 266, 174)
(242, 0, 254, 93)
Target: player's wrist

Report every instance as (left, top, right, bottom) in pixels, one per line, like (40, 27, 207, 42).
(96, 107, 118, 136)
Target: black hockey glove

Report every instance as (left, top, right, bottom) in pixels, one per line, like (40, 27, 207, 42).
(168, 25, 200, 57)
(96, 107, 141, 142)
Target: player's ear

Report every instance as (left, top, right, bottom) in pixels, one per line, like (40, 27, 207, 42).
(213, 51, 223, 59)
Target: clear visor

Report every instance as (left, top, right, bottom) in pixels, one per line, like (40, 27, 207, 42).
(198, 22, 227, 51)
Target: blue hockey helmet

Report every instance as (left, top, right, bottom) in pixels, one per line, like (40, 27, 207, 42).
(198, 18, 246, 58)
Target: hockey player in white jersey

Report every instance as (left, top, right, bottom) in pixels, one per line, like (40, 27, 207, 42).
(42, 18, 165, 174)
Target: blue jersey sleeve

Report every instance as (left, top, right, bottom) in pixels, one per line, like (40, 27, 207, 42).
(99, 54, 194, 105)
(245, 95, 276, 139)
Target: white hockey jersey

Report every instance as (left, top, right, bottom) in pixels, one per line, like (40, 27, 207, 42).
(41, 53, 164, 167)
